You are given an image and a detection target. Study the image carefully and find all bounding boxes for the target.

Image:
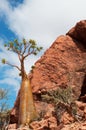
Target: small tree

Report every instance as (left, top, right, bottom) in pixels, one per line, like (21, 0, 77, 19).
(0, 88, 10, 130)
(2, 39, 43, 126)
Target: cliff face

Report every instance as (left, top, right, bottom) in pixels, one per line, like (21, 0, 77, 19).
(9, 20, 86, 130)
(31, 20, 86, 99)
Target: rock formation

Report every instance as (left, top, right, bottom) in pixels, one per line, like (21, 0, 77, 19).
(9, 20, 86, 130)
(30, 21, 86, 101)
(31, 35, 86, 99)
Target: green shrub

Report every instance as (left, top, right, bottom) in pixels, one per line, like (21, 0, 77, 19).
(41, 87, 74, 104)
(41, 87, 78, 123)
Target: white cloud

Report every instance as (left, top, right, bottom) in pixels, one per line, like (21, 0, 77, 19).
(0, 0, 10, 15)
(0, 77, 20, 93)
(0, 0, 86, 50)
(0, 0, 86, 93)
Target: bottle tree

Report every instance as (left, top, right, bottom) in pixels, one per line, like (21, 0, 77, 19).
(2, 39, 43, 126)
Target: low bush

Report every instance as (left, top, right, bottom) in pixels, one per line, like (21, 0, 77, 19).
(41, 87, 78, 123)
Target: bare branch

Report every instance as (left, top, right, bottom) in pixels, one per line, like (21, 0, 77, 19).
(6, 61, 21, 71)
(18, 53, 21, 62)
(22, 43, 26, 55)
(12, 47, 21, 55)
(22, 43, 30, 55)
(23, 52, 31, 59)
(23, 48, 35, 59)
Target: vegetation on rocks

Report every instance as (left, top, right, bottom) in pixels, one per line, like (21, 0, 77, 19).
(41, 87, 79, 123)
(0, 88, 10, 130)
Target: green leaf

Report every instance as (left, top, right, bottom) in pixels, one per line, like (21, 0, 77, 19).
(2, 59, 6, 64)
(40, 47, 43, 50)
(29, 39, 36, 46)
(31, 45, 36, 48)
(14, 39, 19, 45)
(36, 46, 43, 52)
(7, 48, 10, 50)
(33, 52, 37, 55)
(37, 47, 40, 51)
(9, 42, 13, 48)
(15, 46, 18, 50)
(4, 44, 7, 47)
(23, 38, 26, 45)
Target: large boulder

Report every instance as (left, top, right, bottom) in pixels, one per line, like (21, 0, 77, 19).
(31, 35, 86, 99)
(67, 20, 86, 48)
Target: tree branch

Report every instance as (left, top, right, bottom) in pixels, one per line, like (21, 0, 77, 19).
(23, 52, 31, 59)
(22, 43, 30, 55)
(18, 54, 21, 62)
(6, 61, 21, 71)
(23, 49, 34, 59)
(12, 46, 22, 56)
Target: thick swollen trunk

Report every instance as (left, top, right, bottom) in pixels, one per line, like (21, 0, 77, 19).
(18, 77, 37, 126)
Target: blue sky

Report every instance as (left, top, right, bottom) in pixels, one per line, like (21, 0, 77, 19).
(0, 0, 86, 108)
(0, 18, 17, 41)
(0, 0, 24, 108)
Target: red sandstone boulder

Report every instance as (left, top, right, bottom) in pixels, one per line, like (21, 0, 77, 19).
(31, 35, 86, 99)
(67, 20, 86, 48)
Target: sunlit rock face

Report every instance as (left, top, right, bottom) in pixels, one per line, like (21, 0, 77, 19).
(9, 20, 86, 129)
(31, 21, 86, 99)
